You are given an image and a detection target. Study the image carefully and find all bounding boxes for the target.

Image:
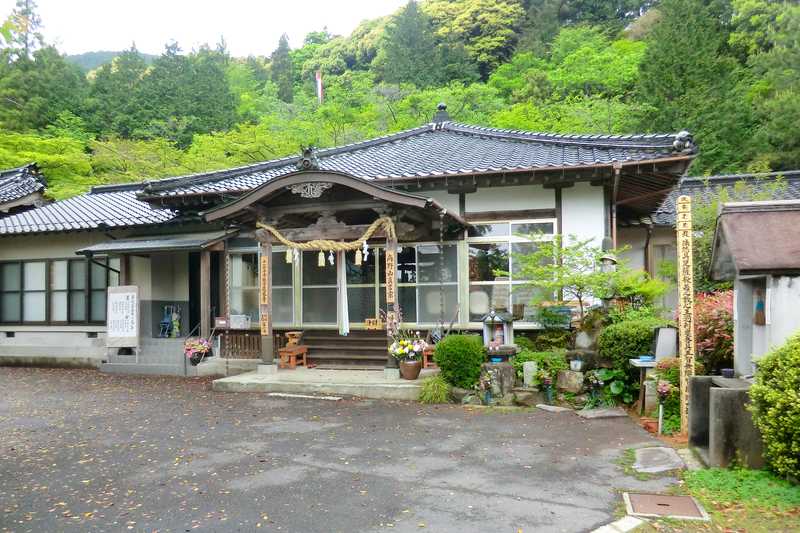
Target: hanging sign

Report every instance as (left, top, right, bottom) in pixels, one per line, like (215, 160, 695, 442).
(106, 285, 139, 348)
(259, 254, 270, 305)
(675, 195, 696, 435)
(385, 248, 397, 304)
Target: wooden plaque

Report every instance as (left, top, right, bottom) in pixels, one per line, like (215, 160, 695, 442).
(260, 312, 270, 336)
(675, 195, 696, 434)
(385, 248, 397, 304)
(259, 254, 270, 305)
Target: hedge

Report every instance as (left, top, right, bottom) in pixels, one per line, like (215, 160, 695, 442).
(749, 333, 800, 480)
(597, 318, 671, 372)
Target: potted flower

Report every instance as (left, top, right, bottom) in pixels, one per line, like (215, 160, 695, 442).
(184, 337, 212, 366)
(389, 330, 428, 380)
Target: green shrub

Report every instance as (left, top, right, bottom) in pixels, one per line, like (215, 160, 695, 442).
(511, 349, 568, 386)
(515, 335, 536, 352)
(598, 318, 671, 372)
(532, 328, 572, 351)
(749, 333, 800, 480)
(684, 468, 800, 510)
(418, 375, 450, 404)
(433, 334, 485, 389)
(694, 290, 734, 372)
(607, 304, 662, 324)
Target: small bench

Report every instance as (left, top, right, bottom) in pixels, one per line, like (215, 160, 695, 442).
(278, 345, 308, 369)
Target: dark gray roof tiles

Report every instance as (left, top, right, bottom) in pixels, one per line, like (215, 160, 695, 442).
(0, 189, 176, 235)
(652, 171, 800, 226)
(136, 122, 693, 199)
(0, 163, 46, 205)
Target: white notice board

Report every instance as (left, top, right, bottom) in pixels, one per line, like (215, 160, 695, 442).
(107, 285, 140, 348)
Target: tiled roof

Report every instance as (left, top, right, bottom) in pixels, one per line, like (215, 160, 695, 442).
(0, 163, 46, 206)
(137, 122, 694, 199)
(0, 118, 695, 236)
(652, 171, 800, 226)
(0, 185, 176, 235)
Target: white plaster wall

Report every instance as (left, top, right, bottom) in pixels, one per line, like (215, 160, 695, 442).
(617, 227, 647, 270)
(425, 190, 460, 213)
(560, 182, 605, 246)
(768, 275, 800, 350)
(149, 252, 189, 301)
(465, 184, 554, 212)
(128, 255, 152, 300)
(0, 232, 110, 260)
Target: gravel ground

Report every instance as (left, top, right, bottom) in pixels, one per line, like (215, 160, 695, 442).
(0, 367, 676, 533)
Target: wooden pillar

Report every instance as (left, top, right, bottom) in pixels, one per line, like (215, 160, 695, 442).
(119, 254, 130, 285)
(385, 235, 398, 369)
(200, 249, 211, 339)
(257, 233, 274, 364)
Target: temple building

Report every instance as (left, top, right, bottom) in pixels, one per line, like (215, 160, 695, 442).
(0, 105, 696, 375)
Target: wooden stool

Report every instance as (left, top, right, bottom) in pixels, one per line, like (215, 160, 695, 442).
(278, 345, 308, 369)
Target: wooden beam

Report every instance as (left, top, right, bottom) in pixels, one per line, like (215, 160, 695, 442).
(259, 236, 274, 364)
(200, 250, 211, 339)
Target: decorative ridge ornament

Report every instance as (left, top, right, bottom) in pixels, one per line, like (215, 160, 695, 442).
(288, 182, 332, 198)
(296, 145, 320, 170)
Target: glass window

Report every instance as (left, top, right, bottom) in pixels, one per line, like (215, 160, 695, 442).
(302, 287, 337, 324)
(467, 219, 555, 323)
(21, 262, 46, 322)
(396, 246, 416, 283)
(229, 253, 259, 322)
(1, 263, 20, 290)
(273, 287, 293, 324)
(347, 286, 376, 323)
(417, 244, 457, 283)
(302, 251, 336, 285)
(272, 251, 293, 286)
(346, 249, 376, 285)
(468, 242, 509, 282)
(0, 263, 21, 323)
(24, 262, 46, 291)
(1, 293, 20, 322)
(418, 285, 458, 324)
(512, 222, 554, 236)
(473, 223, 509, 237)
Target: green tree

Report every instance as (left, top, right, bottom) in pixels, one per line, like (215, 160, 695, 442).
(85, 45, 148, 137)
(0, 45, 87, 131)
(6, 0, 43, 59)
(380, 1, 439, 87)
(423, 0, 526, 77)
(637, 0, 756, 173)
(271, 34, 294, 103)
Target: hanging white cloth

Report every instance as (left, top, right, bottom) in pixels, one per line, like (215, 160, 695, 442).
(337, 250, 349, 336)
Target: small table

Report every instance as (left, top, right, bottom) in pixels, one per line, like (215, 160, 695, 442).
(629, 358, 656, 416)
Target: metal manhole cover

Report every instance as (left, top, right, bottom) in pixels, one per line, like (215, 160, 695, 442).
(623, 493, 710, 521)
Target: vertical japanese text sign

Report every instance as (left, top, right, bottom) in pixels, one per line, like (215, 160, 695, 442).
(385, 248, 397, 305)
(676, 195, 696, 434)
(106, 285, 139, 348)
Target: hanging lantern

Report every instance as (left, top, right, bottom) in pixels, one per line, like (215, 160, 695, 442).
(328, 250, 335, 265)
(285, 248, 293, 264)
(355, 249, 362, 266)
(318, 250, 325, 267)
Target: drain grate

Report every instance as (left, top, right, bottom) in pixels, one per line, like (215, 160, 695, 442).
(623, 493, 710, 521)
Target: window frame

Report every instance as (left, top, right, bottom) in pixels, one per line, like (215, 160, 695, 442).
(467, 218, 557, 324)
(0, 257, 117, 326)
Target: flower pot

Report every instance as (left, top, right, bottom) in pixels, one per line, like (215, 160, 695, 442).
(189, 352, 204, 366)
(399, 359, 422, 380)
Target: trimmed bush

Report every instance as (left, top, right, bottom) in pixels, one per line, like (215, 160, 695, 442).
(433, 334, 485, 389)
(531, 328, 572, 351)
(418, 375, 450, 404)
(694, 291, 733, 372)
(515, 335, 536, 352)
(511, 349, 568, 386)
(749, 334, 800, 480)
(598, 318, 671, 371)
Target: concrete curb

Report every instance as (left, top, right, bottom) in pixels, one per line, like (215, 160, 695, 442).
(591, 516, 645, 533)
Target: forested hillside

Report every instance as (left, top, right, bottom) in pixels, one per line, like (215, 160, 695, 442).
(0, 0, 798, 199)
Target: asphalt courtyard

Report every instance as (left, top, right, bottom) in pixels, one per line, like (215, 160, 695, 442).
(0, 368, 675, 533)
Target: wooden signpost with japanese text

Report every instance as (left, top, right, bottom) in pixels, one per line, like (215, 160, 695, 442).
(676, 195, 696, 435)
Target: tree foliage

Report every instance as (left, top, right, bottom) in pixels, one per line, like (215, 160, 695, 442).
(0, 0, 797, 198)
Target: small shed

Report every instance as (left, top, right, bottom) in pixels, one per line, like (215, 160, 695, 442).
(710, 200, 800, 376)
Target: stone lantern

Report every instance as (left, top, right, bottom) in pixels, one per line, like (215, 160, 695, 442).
(481, 308, 517, 361)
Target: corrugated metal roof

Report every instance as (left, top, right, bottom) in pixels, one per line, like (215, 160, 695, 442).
(652, 171, 800, 226)
(76, 230, 235, 255)
(0, 163, 46, 206)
